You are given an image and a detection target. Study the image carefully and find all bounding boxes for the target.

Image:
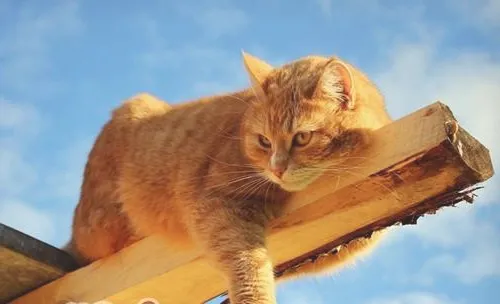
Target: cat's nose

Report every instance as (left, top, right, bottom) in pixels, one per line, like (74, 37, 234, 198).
(271, 166, 286, 178)
(270, 151, 288, 179)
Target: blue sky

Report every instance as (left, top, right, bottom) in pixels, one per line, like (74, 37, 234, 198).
(1, 0, 499, 303)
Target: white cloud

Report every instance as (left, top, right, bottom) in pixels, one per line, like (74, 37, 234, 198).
(367, 291, 460, 304)
(406, 204, 500, 285)
(0, 98, 43, 144)
(0, 99, 41, 196)
(0, 98, 39, 129)
(0, 200, 55, 243)
(0, 148, 38, 196)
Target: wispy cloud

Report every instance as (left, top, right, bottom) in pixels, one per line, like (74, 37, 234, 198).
(0, 99, 41, 196)
(408, 204, 500, 285)
(0, 98, 43, 149)
(0, 98, 40, 130)
(0, 147, 38, 197)
(0, 200, 55, 242)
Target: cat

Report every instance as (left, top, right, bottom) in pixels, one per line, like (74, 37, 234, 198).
(64, 51, 392, 304)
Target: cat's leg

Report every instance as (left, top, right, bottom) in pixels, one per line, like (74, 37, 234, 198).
(190, 199, 276, 304)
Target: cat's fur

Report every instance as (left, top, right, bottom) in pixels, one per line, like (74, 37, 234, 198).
(65, 52, 392, 303)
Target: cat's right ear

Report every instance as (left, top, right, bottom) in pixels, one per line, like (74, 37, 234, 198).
(242, 51, 274, 89)
(315, 58, 356, 110)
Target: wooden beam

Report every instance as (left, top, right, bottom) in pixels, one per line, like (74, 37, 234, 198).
(11, 101, 494, 304)
(0, 224, 78, 303)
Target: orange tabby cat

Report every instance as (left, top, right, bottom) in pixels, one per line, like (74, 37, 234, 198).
(65, 52, 392, 303)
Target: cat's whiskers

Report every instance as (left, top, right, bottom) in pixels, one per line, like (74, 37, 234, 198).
(179, 173, 261, 199)
(303, 165, 369, 171)
(213, 125, 244, 141)
(203, 153, 258, 169)
(227, 176, 263, 196)
(308, 166, 401, 200)
(264, 181, 272, 207)
(226, 94, 250, 105)
(235, 174, 269, 196)
(291, 158, 400, 199)
(222, 177, 267, 201)
(211, 121, 244, 141)
(180, 169, 260, 184)
(236, 178, 269, 201)
(193, 176, 257, 197)
(206, 174, 262, 191)
(247, 179, 272, 201)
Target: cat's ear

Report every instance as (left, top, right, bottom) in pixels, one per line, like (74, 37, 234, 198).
(242, 51, 274, 88)
(315, 58, 356, 110)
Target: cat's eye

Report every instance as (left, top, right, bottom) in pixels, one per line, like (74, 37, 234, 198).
(293, 131, 313, 147)
(258, 134, 272, 148)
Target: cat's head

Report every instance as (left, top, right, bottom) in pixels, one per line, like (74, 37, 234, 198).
(240, 52, 388, 192)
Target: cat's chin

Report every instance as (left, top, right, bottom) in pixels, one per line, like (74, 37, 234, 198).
(263, 173, 310, 192)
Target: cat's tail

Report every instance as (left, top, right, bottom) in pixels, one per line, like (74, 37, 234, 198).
(276, 229, 386, 282)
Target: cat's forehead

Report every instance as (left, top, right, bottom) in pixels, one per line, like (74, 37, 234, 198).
(262, 98, 327, 136)
(264, 59, 323, 99)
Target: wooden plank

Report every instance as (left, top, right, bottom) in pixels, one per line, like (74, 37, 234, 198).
(11, 101, 494, 304)
(0, 224, 78, 303)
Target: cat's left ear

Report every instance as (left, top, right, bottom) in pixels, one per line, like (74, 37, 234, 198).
(315, 58, 356, 110)
(242, 51, 274, 88)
